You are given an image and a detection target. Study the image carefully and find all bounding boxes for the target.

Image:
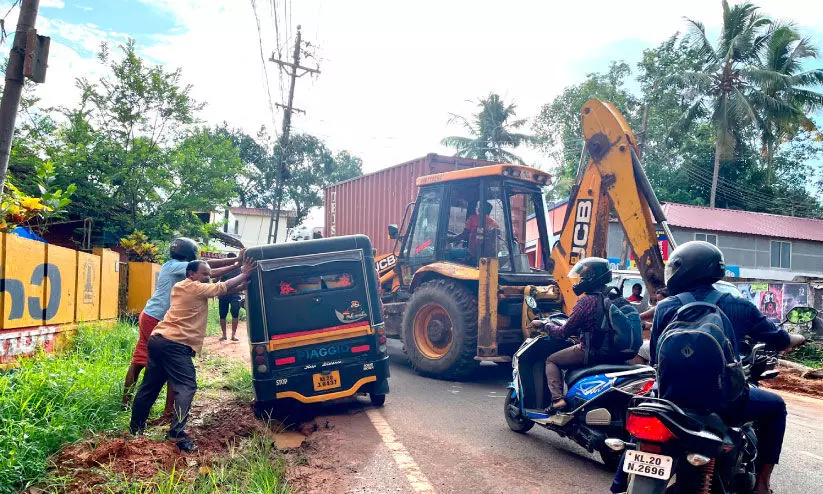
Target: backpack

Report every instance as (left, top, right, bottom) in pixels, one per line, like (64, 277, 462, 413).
(656, 291, 747, 412)
(584, 294, 642, 363)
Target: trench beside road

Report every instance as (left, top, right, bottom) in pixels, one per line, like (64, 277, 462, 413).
(215, 333, 823, 493)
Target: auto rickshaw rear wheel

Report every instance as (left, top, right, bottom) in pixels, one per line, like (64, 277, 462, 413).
(369, 393, 386, 406)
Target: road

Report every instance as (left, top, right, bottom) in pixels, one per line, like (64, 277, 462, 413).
(295, 341, 823, 493)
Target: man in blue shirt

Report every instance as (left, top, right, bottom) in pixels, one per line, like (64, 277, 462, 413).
(121, 238, 242, 410)
(612, 241, 804, 494)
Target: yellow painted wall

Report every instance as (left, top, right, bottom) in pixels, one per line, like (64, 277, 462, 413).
(44, 244, 77, 325)
(94, 248, 120, 320)
(0, 234, 4, 327)
(1, 234, 47, 329)
(75, 251, 101, 322)
(127, 261, 161, 314)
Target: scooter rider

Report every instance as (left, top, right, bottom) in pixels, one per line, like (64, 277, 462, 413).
(531, 257, 617, 412)
(611, 241, 803, 494)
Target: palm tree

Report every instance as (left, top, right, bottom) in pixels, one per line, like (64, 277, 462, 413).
(756, 23, 823, 183)
(441, 93, 535, 165)
(682, 1, 797, 207)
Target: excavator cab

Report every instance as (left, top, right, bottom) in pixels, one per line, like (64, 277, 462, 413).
(379, 165, 562, 379)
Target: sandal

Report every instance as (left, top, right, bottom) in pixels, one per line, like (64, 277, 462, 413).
(219, 336, 227, 341)
(231, 337, 240, 342)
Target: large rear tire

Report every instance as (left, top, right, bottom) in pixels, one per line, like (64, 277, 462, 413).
(402, 279, 480, 379)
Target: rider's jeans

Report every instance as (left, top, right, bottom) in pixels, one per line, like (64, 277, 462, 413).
(609, 387, 787, 493)
(736, 387, 786, 465)
(545, 343, 586, 402)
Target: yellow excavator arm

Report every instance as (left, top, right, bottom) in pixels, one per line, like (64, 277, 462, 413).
(551, 98, 676, 313)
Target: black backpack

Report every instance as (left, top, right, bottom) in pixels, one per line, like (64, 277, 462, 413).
(656, 291, 747, 412)
(585, 294, 642, 363)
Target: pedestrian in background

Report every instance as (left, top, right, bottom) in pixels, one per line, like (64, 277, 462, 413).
(121, 238, 243, 410)
(218, 252, 243, 342)
(129, 256, 255, 452)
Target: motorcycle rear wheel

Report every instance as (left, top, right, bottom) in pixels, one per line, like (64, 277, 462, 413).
(504, 390, 534, 433)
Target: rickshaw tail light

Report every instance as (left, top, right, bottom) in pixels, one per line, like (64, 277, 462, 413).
(275, 356, 296, 366)
(254, 356, 265, 365)
(255, 345, 265, 355)
(378, 336, 387, 344)
(351, 345, 370, 353)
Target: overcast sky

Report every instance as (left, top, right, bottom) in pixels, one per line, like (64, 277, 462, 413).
(3, 0, 823, 226)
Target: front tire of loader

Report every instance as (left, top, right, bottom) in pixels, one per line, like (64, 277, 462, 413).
(402, 279, 479, 380)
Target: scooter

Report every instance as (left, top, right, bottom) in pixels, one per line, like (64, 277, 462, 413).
(612, 305, 816, 493)
(504, 311, 657, 470)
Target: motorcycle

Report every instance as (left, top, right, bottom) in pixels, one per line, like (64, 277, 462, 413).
(504, 310, 657, 470)
(610, 305, 817, 493)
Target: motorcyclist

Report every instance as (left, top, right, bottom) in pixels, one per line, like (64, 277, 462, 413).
(531, 257, 618, 412)
(611, 241, 804, 494)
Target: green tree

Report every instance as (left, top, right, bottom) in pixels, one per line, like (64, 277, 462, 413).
(756, 23, 823, 182)
(442, 93, 535, 165)
(681, 0, 803, 207)
(533, 62, 641, 200)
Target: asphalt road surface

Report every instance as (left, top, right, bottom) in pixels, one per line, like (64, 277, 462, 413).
(309, 341, 823, 493)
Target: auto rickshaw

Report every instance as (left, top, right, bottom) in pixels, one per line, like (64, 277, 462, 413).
(245, 235, 390, 415)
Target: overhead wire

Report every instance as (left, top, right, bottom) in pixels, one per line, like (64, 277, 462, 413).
(249, 0, 280, 142)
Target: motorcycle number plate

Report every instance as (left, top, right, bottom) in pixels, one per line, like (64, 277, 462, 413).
(623, 450, 673, 480)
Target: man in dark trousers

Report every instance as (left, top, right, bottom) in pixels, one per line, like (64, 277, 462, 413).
(121, 238, 242, 410)
(129, 257, 255, 452)
(218, 253, 243, 342)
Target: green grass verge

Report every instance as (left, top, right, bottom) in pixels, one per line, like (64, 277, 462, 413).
(0, 321, 136, 493)
(786, 342, 823, 369)
(0, 321, 285, 494)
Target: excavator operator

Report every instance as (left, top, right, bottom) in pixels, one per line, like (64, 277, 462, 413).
(531, 257, 615, 412)
(448, 201, 499, 264)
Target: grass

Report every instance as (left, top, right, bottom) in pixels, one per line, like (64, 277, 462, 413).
(786, 342, 823, 368)
(106, 435, 290, 494)
(0, 320, 286, 494)
(0, 321, 136, 493)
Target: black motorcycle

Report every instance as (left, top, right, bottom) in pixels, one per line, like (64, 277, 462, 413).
(608, 305, 816, 494)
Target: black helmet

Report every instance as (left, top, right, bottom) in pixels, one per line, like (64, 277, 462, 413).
(665, 241, 725, 295)
(569, 257, 612, 296)
(169, 237, 199, 262)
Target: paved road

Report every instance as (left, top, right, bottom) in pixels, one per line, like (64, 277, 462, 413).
(306, 341, 823, 493)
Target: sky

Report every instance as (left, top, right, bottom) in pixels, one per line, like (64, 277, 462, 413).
(2, 0, 823, 227)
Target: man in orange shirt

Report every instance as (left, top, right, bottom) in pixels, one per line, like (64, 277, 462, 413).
(449, 202, 500, 261)
(129, 257, 255, 452)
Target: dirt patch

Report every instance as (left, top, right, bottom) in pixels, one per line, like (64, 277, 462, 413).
(763, 365, 823, 399)
(201, 323, 251, 364)
(49, 398, 277, 492)
(286, 407, 383, 494)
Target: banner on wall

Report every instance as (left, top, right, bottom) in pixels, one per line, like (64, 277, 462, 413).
(736, 282, 809, 322)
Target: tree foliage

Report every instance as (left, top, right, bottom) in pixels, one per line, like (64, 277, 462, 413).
(442, 93, 536, 165)
(534, 6, 823, 218)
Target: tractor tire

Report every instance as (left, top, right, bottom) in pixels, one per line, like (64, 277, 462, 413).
(401, 279, 480, 380)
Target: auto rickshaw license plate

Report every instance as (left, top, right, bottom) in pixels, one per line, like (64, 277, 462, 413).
(313, 371, 341, 391)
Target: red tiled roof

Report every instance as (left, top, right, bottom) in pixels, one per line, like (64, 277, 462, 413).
(662, 203, 823, 242)
(229, 207, 295, 218)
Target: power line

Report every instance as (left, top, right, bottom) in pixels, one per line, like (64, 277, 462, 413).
(249, 0, 280, 142)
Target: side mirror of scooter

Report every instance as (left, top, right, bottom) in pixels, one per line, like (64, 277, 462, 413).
(785, 306, 818, 325)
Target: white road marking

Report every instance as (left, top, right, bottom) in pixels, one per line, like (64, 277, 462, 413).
(366, 408, 436, 493)
(801, 451, 823, 462)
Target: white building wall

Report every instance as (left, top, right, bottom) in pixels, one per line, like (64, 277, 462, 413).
(214, 210, 290, 248)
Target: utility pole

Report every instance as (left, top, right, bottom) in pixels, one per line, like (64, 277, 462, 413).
(0, 0, 43, 198)
(267, 25, 320, 244)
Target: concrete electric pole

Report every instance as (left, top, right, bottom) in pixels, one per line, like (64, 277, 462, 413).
(0, 0, 47, 199)
(267, 25, 320, 244)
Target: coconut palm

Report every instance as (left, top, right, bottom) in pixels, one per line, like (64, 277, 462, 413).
(756, 23, 823, 183)
(682, 1, 800, 207)
(441, 93, 535, 165)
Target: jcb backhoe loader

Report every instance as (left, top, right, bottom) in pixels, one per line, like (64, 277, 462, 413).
(376, 98, 677, 379)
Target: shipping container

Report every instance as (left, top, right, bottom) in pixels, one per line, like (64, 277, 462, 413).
(324, 153, 528, 255)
